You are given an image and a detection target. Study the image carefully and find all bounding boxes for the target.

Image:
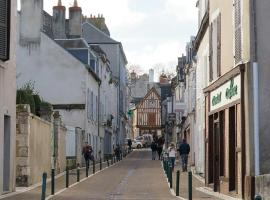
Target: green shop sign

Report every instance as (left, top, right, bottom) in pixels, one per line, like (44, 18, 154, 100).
(212, 92, 222, 106)
(210, 75, 241, 111)
(225, 79, 238, 99)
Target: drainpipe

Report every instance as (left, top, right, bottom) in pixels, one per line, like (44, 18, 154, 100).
(252, 0, 260, 176)
(253, 62, 260, 176)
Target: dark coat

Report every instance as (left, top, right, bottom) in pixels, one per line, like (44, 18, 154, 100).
(151, 142, 157, 151)
(178, 143, 190, 155)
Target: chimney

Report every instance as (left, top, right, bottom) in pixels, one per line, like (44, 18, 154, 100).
(19, 0, 43, 45)
(159, 73, 169, 84)
(69, 0, 82, 38)
(88, 14, 110, 36)
(130, 71, 137, 80)
(53, 0, 66, 39)
(149, 69, 154, 83)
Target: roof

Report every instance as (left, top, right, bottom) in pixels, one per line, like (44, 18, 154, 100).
(55, 38, 89, 49)
(82, 22, 128, 64)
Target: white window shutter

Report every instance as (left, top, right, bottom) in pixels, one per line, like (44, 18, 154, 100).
(234, 0, 242, 64)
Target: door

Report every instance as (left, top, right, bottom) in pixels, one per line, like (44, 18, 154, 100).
(213, 119, 220, 192)
(3, 115, 11, 192)
(229, 106, 236, 191)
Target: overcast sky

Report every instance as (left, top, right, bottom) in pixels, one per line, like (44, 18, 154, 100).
(42, 0, 198, 74)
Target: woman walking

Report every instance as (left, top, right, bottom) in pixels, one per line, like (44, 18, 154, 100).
(168, 143, 176, 171)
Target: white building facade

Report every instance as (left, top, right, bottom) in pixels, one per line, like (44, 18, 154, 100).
(0, 0, 17, 195)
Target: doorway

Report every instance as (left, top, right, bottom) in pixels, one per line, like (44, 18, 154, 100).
(213, 113, 220, 192)
(229, 106, 236, 191)
(3, 115, 11, 192)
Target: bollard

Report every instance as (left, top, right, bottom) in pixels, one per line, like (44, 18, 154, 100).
(111, 156, 113, 165)
(188, 171, 192, 200)
(41, 172, 47, 200)
(107, 158, 110, 167)
(66, 167, 69, 188)
(176, 170, 180, 196)
(51, 169, 55, 195)
(254, 195, 262, 200)
(93, 160, 95, 174)
(86, 164, 89, 177)
(77, 167, 80, 182)
(100, 158, 102, 170)
(169, 167, 173, 189)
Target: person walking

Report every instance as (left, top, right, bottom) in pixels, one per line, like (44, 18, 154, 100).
(114, 144, 121, 161)
(168, 143, 177, 171)
(157, 137, 164, 160)
(128, 139, 132, 152)
(178, 139, 190, 172)
(150, 141, 157, 160)
(82, 142, 92, 169)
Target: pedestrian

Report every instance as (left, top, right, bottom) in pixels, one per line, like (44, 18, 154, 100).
(128, 139, 132, 152)
(114, 144, 121, 161)
(178, 139, 190, 172)
(168, 143, 176, 171)
(82, 142, 92, 169)
(150, 141, 157, 160)
(157, 136, 164, 160)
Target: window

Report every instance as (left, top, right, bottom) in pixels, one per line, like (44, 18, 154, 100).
(209, 14, 221, 81)
(0, 0, 10, 61)
(234, 0, 242, 64)
(87, 89, 91, 119)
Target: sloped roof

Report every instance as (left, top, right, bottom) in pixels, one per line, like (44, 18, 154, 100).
(82, 22, 118, 44)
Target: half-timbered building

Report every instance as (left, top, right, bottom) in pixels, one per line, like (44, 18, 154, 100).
(136, 87, 162, 137)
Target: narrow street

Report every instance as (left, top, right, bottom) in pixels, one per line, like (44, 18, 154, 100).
(50, 150, 177, 200)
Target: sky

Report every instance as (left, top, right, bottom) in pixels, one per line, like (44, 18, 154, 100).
(32, 0, 198, 75)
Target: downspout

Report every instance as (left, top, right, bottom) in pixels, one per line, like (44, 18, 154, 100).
(251, 0, 260, 176)
(98, 80, 101, 158)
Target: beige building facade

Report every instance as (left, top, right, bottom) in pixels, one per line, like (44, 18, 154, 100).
(194, 0, 270, 199)
(0, 0, 17, 195)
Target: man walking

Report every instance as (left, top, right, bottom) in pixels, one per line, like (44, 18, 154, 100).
(82, 142, 92, 169)
(150, 141, 157, 160)
(178, 139, 190, 172)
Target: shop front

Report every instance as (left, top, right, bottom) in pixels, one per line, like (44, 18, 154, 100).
(204, 68, 245, 198)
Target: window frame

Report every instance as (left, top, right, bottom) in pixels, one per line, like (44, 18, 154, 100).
(0, 0, 11, 61)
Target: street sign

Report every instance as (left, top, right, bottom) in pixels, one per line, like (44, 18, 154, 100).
(168, 113, 176, 121)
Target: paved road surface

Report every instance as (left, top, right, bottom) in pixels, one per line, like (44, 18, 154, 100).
(51, 150, 177, 200)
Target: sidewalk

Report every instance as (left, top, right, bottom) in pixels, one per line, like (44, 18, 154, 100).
(162, 160, 222, 200)
(0, 159, 118, 200)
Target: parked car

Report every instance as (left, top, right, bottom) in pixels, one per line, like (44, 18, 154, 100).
(132, 140, 143, 149)
(135, 134, 153, 147)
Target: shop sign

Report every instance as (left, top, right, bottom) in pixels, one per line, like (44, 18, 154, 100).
(210, 75, 241, 112)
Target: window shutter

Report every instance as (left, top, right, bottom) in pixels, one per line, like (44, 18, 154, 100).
(209, 24, 213, 82)
(234, 0, 242, 64)
(0, 0, 10, 61)
(217, 14, 221, 77)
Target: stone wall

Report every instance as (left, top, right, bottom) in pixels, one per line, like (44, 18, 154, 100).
(16, 105, 51, 186)
(255, 174, 270, 199)
(16, 105, 66, 186)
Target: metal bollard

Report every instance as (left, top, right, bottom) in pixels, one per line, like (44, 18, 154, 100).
(176, 170, 180, 196)
(254, 195, 262, 200)
(66, 167, 69, 188)
(169, 167, 173, 189)
(86, 164, 89, 177)
(100, 158, 102, 170)
(41, 172, 47, 200)
(188, 171, 192, 200)
(51, 169, 55, 195)
(77, 167, 80, 182)
(93, 160, 95, 174)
